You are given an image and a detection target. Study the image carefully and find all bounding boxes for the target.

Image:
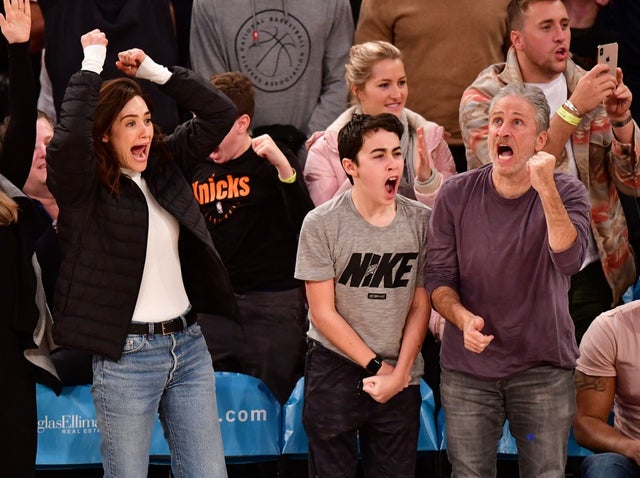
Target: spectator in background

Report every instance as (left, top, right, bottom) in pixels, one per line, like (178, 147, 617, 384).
(304, 40, 456, 208)
(0, 1, 61, 475)
(33, 0, 180, 132)
(460, 0, 640, 342)
(0, 110, 58, 309)
(19, 112, 54, 219)
(355, 0, 511, 173)
(0, 85, 93, 389)
(428, 83, 591, 477)
(192, 71, 314, 404)
(189, 0, 354, 163)
(15, 110, 94, 385)
(574, 300, 640, 478)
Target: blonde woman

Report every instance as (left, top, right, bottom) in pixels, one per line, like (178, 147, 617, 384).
(304, 40, 457, 207)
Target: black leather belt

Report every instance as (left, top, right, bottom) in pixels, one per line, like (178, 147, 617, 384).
(129, 307, 196, 335)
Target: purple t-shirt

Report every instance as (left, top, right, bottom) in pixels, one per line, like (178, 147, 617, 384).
(426, 164, 591, 380)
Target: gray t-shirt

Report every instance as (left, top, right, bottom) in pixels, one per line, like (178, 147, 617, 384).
(295, 191, 430, 383)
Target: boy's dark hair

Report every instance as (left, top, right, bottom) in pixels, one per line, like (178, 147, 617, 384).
(337, 113, 403, 184)
(209, 72, 255, 120)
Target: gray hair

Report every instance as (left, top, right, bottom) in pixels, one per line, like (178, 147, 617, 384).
(489, 83, 550, 133)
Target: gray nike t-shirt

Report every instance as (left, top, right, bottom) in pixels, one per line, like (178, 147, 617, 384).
(295, 191, 430, 383)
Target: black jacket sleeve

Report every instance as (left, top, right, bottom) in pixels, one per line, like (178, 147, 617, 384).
(0, 41, 37, 187)
(46, 70, 101, 207)
(160, 66, 238, 174)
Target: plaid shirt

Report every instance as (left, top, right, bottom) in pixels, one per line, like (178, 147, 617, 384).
(460, 47, 640, 304)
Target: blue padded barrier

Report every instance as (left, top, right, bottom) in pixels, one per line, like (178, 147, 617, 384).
(567, 425, 593, 457)
(281, 377, 306, 455)
(214, 372, 282, 460)
(417, 379, 439, 451)
(37, 372, 282, 468)
(281, 377, 439, 455)
(149, 416, 170, 460)
(497, 421, 518, 455)
(149, 372, 282, 462)
(36, 383, 102, 467)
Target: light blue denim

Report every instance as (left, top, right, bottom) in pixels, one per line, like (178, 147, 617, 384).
(91, 322, 227, 478)
(441, 365, 575, 478)
(581, 452, 640, 478)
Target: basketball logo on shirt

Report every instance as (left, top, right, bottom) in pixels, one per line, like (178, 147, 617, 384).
(235, 10, 310, 92)
(192, 174, 250, 224)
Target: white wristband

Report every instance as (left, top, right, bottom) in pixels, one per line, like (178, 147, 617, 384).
(81, 44, 107, 74)
(135, 56, 172, 85)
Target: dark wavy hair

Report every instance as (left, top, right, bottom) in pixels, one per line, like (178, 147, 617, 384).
(93, 77, 166, 194)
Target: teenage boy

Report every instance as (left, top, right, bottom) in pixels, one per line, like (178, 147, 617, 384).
(295, 113, 430, 477)
(190, 72, 314, 404)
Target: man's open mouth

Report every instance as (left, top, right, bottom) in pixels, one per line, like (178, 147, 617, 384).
(497, 145, 513, 160)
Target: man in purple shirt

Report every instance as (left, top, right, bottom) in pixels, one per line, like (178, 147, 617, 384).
(426, 83, 591, 477)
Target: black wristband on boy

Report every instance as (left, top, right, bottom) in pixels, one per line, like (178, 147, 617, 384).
(365, 355, 383, 375)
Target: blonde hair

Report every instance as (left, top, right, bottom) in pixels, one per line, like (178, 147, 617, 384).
(0, 189, 18, 225)
(345, 41, 404, 103)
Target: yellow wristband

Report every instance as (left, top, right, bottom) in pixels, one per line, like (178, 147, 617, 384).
(557, 105, 581, 126)
(278, 169, 297, 184)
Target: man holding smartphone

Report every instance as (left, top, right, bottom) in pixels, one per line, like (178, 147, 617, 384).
(460, 0, 640, 344)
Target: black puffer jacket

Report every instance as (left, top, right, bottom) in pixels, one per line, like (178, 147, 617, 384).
(47, 67, 239, 361)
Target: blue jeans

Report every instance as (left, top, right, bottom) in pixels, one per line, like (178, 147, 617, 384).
(441, 365, 575, 478)
(92, 322, 227, 478)
(581, 452, 640, 478)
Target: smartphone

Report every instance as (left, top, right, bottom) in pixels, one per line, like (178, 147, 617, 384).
(597, 42, 618, 76)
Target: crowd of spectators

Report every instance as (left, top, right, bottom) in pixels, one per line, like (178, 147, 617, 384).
(2, 1, 640, 477)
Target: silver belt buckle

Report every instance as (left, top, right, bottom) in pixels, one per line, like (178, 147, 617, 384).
(161, 320, 172, 335)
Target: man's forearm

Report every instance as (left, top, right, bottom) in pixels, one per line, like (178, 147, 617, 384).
(431, 286, 469, 331)
(538, 186, 578, 253)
